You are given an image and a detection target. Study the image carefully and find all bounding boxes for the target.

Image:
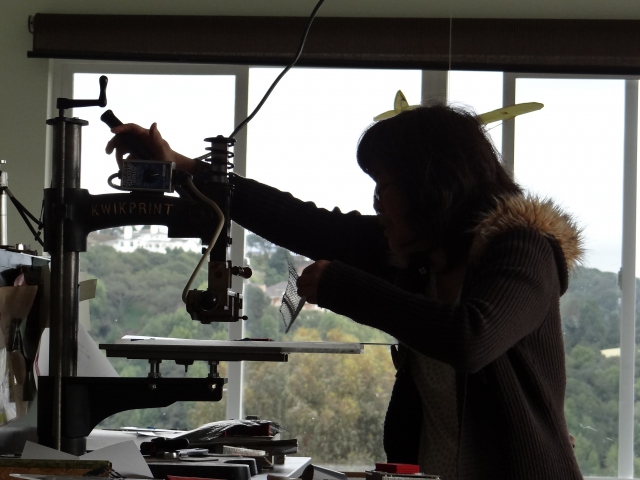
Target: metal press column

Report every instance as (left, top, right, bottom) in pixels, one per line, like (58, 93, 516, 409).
(46, 115, 84, 451)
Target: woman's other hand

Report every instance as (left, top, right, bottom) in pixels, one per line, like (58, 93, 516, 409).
(105, 123, 195, 173)
(297, 260, 331, 304)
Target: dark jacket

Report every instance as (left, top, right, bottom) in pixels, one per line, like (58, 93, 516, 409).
(229, 174, 584, 480)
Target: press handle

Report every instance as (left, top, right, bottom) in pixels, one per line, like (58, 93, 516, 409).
(101, 109, 155, 160)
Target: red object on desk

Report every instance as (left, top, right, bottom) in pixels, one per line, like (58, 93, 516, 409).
(375, 463, 420, 474)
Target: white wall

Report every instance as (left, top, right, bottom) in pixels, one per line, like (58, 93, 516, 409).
(2, 4, 50, 246)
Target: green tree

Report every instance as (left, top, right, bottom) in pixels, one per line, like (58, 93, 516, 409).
(265, 247, 291, 286)
(559, 267, 623, 476)
(244, 284, 271, 321)
(245, 307, 283, 340)
(241, 327, 394, 466)
(562, 267, 620, 351)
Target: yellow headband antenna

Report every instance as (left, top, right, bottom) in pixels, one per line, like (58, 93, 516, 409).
(476, 102, 544, 125)
(373, 90, 544, 125)
(373, 91, 420, 122)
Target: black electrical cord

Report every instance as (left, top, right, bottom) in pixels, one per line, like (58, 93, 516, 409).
(9, 192, 42, 227)
(5, 188, 44, 247)
(9, 197, 44, 245)
(228, 0, 326, 139)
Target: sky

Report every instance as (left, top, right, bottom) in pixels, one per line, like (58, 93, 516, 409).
(76, 69, 631, 274)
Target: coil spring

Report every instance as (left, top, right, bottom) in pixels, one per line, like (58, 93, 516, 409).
(204, 136, 236, 170)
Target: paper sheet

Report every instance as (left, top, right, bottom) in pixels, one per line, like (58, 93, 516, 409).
(78, 278, 98, 303)
(78, 275, 98, 331)
(22, 440, 153, 478)
(35, 324, 118, 380)
(21, 441, 76, 460)
(82, 440, 153, 478)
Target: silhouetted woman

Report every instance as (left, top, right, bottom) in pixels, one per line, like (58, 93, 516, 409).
(107, 104, 584, 480)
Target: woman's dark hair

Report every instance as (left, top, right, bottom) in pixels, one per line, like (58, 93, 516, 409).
(357, 103, 522, 265)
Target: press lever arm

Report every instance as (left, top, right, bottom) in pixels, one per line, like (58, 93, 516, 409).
(100, 109, 155, 160)
(56, 75, 108, 117)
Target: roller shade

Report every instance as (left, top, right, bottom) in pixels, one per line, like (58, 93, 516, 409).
(28, 14, 640, 74)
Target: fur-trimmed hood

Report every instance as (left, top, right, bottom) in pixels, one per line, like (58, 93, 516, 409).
(470, 194, 584, 291)
(390, 193, 583, 293)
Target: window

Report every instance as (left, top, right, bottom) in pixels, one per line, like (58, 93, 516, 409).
(66, 64, 244, 428)
(53, 61, 639, 478)
(245, 67, 420, 214)
(514, 77, 625, 477)
(243, 67, 422, 469)
(448, 70, 504, 152)
(72, 72, 236, 195)
(504, 74, 636, 479)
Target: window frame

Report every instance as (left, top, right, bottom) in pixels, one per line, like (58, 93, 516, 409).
(51, 60, 639, 479)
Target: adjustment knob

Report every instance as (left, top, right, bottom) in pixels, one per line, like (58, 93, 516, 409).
(232, 266, 253, 279)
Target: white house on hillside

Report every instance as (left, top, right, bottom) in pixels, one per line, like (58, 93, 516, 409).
(90, 225, 202, 254)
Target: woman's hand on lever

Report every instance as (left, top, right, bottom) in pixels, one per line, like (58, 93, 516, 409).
(297, 260, 331, 304)
(105, 123, 196, 173)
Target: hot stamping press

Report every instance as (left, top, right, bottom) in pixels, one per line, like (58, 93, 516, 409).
(36, 0, 354, 457)
(39, 76, 249, 454)
(38, 76, 362, 456)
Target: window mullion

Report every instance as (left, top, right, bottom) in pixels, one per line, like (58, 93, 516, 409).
(618, 78, 638, 479)
(226, 66, 250, 420)
(421, 70, 448, 103)
(501, 72, 517, 177)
